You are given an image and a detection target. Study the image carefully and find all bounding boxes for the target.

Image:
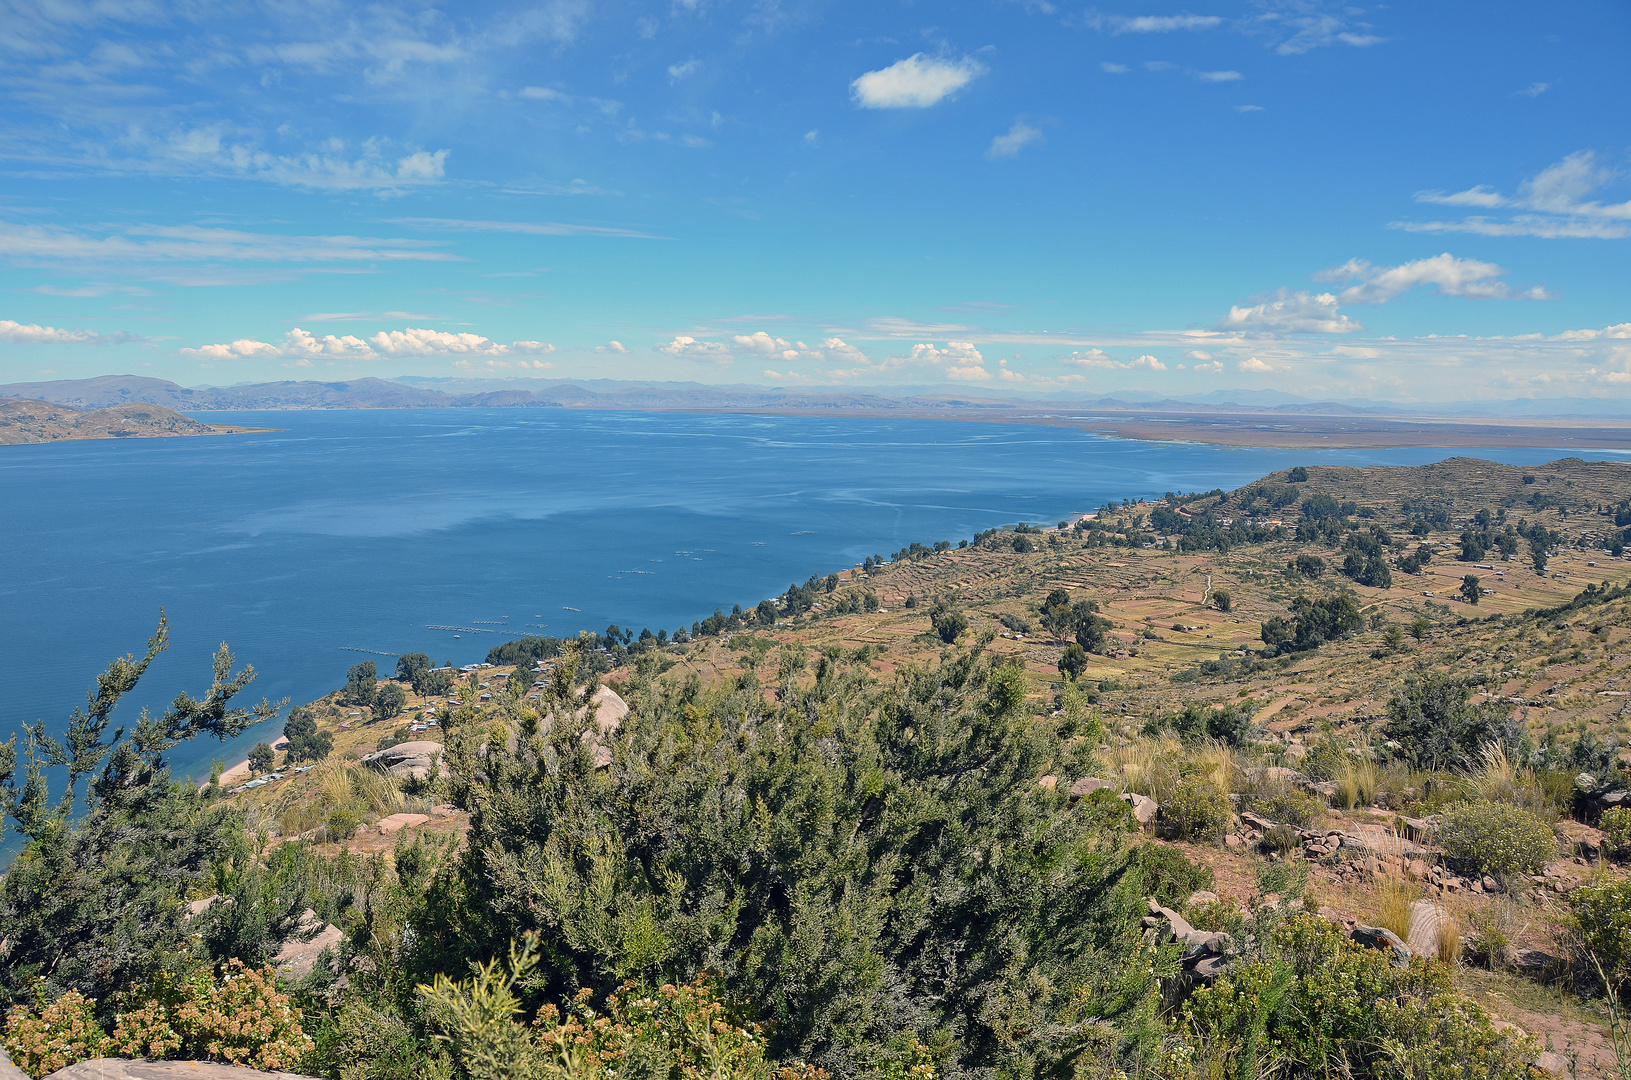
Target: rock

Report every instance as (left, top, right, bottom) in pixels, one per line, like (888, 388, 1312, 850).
(1401, 817, 1433, 843)
(1240, 811, 1278, 832)
(1225, 833, 1246, 850)
(1121, 791, 1158, 827)
(44, 1062, 319, 1080)
(580, 686, 628, 768)
(1037, 775, 1058, 791)
(1558, 819, 1607, 860)
(1, 1046, 28, 1080)
(1183, 931, 1229, 959)
(1406, 859, 1428, 879)
(1188, 890, 1220, 907)
(1310, 780, 1340, 800)
(1482, 874, 1500, 893)
(361, 740, 445, 783)
(1350, 925, 1411, 968)
(1406, 898, 1452, 960)
(185, 895, 220, 918)
(275, 911, 345, 979)
(1069, 777, 1114, 799)
(1534, 1051, 1570, 1078)
(376, 812, 430, 835)
(1189, 954, 1228, 983)
(1146, 899, 1195, 941)
(1470, 878, 1485, 894)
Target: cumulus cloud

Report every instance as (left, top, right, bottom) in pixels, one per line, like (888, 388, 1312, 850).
(1237, 357, 1273, 372)
(850, 54, 986, 109)
(1193, 69, 1242, 82)
(1185, 350, 1213, 360)
(668, 58, 701, 80)
(987, 119, 1044, 159)
(1215, 289, 1364, 334)
(1396, 151, 1631, 239)
(1061, 349, 1166, 370)
(596, 340, 629, 353)
(1191, 360, 1224, 373)
(656, 335, 734, 365)
(0, 319, 142, 345)
(178, 326, 553, 362)
(1314, 253, 1548, 302)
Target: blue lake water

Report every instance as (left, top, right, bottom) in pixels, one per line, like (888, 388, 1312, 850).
(0, 408, 1618, 795)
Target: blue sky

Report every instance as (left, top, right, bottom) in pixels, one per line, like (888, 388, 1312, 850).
(0, 0, 1628, 403)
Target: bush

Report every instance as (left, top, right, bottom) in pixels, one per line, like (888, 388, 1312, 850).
(1569, 876, 1631, 988)
(1256, 789, 1324, 829)
(1172, 914, 1535, 1080)
(1129, 841, 1215, 910)
(1437, 801, 1555, 879)
(1601, 807, 1631, 861)
(1162, 781, 1230, 841)
(1211, 589, 1231, 613)
(3, 963, 311, 1080)
(3, 988, 106, 1080)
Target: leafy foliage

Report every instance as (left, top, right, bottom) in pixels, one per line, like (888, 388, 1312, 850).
(1385, 674, 1519, 771)
(1260, 594, 1362, 654)
(1436, 801, 1555, 878)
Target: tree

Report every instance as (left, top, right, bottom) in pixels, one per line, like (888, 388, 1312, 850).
(1039, 588, 1075, 640)
(283, 707, 333, 764)
(1409, 614, 1431, 641)
(0, 614, 282, 1016)
(1287, 465, 1308, 482)
(1292, 554, 1326, 579)
(376, 681, 408, 720)
(1072, 600, 1111, 652)
(1058, 643, 1089, 681)
(929, 602, 968, 644)
(413, 665, 455, 697)
(1531, 536, 1550, 573)
(1387, 672, 1520, 771)
(343, 660, 377, 707)
(1461, 574, 1482, 605)
(1211, 589, 1231, 612)
(396, 652, 432, 683)
(247, 742, 275, 775)
(1260, 594, 1362, 654)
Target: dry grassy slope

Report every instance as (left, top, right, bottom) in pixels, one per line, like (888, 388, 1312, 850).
(0, 397, 248, 444)
(1205, 456, 1631, 519)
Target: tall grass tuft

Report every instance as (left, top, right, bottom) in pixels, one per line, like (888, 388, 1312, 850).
(1335, 757, 1379, 810)
(1373, 871, 1420, 943)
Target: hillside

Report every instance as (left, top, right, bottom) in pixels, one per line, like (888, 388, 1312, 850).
(0, 398, 264, 445)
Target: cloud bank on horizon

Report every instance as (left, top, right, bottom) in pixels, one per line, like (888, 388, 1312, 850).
(0, 0, 1626, 404)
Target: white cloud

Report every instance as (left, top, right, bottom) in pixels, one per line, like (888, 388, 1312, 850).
(804, 130, 820, 146)
(668, 58, 701, 80)
(1555, 323, 1631, 341)
(1193, 69, 1242, 82)
(1234, 104, 1264, 112)
(1252, 3, 1386, 55)
(390, 217, 663, 239)
(520, 86, 570, 102)
(987, 119, 1044, 160)
(1315, 253, 1548, 302)
(656, 335, 734, 365)
(596, 340, 630, 353)
(1396, 151, 1631, 239)
(1328, 345, 1381, 359)
(0, 221, 457, 266)
(1191, 360, 1223, 373)
(1214, 289, 1364, 334)
(1061, 349, 1165, 370)
(452, 358, 553, 370)
(1185, 350, 1213, 360)
(0, 319, 141, 345)
(1085, 13, 1223, 33)
(1237, 357, 1273, 372)
(178, 326, 552, 362)
(850, 54, 986, 109)
(1518, 81, 1551, 98)
(946, 363, 992, 381)
(1101, 62, 1131, 73)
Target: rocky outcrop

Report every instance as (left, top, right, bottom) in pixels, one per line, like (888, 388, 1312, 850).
(1405, 898, 1451, 960)
(1349, 925, 1411, 967)
(361, 741, 444, 782)
(274, 909, 344, 979)
(1143, 900, 1231, 984)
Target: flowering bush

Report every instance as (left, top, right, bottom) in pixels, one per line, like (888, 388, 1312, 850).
(1437, 801, 1555, 879)
(105, 960, 313, 1071)
(3, 988, 107, 1080)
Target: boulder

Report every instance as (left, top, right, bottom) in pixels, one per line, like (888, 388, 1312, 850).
(1350, 925, 1411, 968)
(1240, 811, 1278, 832)
(44, 1063, 317, 1080)
(376, 812, 430, 835)
(1, 1046, 27, 1080)
(1534, 1051, 1570, 1079)
(1069, 777, 1114, 799)
(361, 741, 444, 783)
(1558, 819, 1607, 861)
(1188, 890, 1220, 907)
(1405, 898, 1452, 959)
(1121, 791, 1158, 827)
(275, 920, 344, 979)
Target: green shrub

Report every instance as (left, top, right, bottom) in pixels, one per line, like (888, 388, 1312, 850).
(1187, 899, 1244, 937)
(313, 1001, 443, 1080)
(1437, 801, 1555, 879)
(1170, 914, 1535, 1080)
(1601, 807, 1631, 862)
(1568, 876, 1631, 988)
(1255, 789, 1324, 829)
(1162, 782, 1231, 841)
(1129, 841, 1215, 910)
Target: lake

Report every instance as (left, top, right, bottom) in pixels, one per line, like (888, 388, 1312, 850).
(0, 408, 1615, 790)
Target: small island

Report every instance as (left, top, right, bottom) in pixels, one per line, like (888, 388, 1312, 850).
(0, 397, 269, 445)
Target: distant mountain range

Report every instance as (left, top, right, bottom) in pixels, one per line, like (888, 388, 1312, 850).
(0, 373, 1625, 420)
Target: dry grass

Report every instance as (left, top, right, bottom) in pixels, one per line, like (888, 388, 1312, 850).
(276, 760, 408, 837)
(1465, 742, 1555, 819)
(1335, 757, 1379, 810)
(1102, 734, 1240, 803)
(1374, 871, 1421, 942)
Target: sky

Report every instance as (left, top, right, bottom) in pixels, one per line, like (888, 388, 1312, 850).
(0, 0, 1628, 404)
